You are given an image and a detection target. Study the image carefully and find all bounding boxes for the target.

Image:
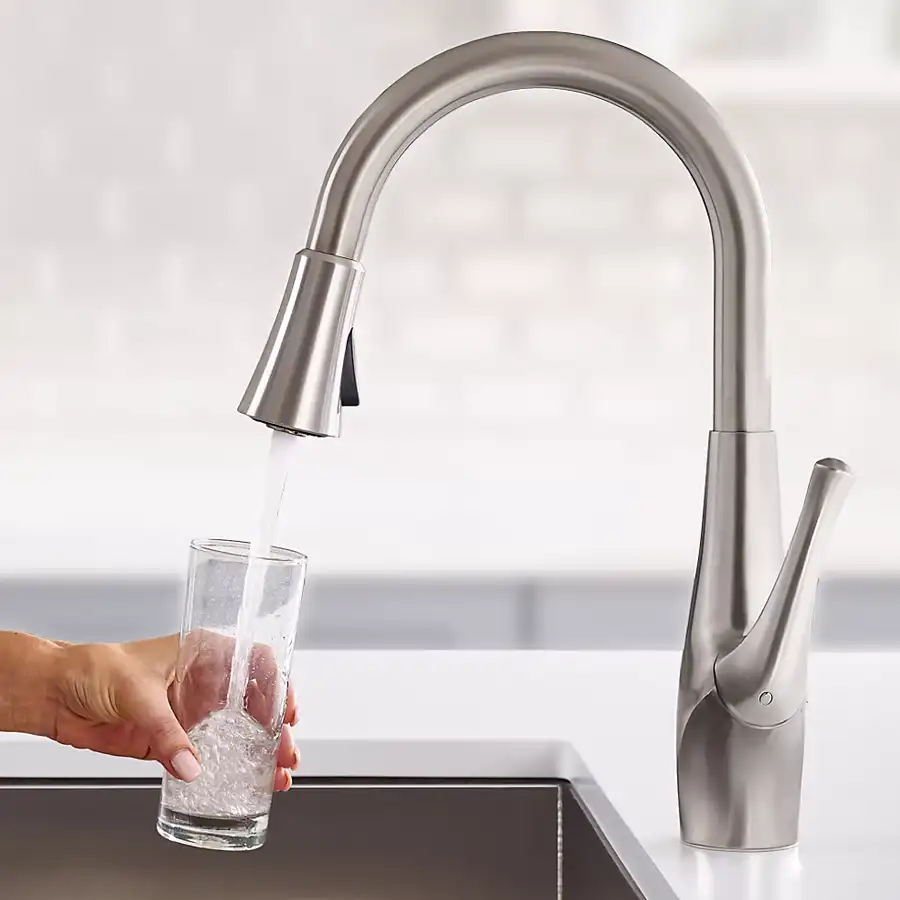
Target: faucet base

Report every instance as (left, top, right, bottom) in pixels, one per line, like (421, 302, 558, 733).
(677, 692, 805, 851)
(680, 840, 798, 854)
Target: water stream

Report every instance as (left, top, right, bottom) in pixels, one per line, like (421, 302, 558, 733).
(225, 427, 296, 711)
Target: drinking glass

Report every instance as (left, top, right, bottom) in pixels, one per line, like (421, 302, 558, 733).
(157, 538, 307, 851)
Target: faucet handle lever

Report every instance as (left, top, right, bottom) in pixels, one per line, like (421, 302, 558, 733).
(715, 457, 853, 727)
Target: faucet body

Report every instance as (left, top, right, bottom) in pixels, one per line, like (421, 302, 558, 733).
(239, 32, 852, 850)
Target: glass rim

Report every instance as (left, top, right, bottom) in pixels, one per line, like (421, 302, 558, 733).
(189, 538, 307, 566)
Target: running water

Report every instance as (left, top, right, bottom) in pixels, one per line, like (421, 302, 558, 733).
(225, 428, 296, 710)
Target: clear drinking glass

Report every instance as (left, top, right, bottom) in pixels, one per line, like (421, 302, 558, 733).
(156, 538, 307, 851)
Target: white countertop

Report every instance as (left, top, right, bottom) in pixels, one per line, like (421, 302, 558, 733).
(1, 649, 898, 898)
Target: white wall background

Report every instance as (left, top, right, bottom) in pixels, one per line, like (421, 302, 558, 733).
(0, 0, 896, 576)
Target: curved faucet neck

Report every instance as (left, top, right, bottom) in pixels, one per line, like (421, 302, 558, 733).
(306, 31, 771, 432)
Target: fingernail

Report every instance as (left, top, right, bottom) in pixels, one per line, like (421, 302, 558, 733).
(291, 750, 300, 771)
(173, 749, 201, 783)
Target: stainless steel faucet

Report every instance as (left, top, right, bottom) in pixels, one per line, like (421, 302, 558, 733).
(237, 32, 853, 851)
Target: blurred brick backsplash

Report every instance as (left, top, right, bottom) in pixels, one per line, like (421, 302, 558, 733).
(0, 1, 896, 576)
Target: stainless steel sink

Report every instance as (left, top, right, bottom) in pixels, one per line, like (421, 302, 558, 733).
(0, 741, 678, 899)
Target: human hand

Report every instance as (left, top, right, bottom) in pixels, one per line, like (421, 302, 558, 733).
(50, 633, 299, 789)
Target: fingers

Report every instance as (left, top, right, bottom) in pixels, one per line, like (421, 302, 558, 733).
(183, 633, 280, 727)
(276, 723, 299, 771)
(245, 680, 272, 728)
(285, 683, 298, 728)
(171, 747, 202, 783)
(174, 651, 229, 732)
(246, 678, 297, 732)
(170, 630, 235, 730)
(248, 643, 279, 725)
(273, 724, 298, 792)
(120, 676, 200, 782)
(245, 646, 295, 732)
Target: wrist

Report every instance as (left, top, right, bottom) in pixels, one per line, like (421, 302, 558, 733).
(0, 633, 65, 738)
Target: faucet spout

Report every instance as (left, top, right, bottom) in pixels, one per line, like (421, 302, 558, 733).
(715, 458, 853, 727)
(239, 31, 771, 437)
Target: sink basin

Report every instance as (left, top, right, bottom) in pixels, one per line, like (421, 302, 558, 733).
(0, 741, 677, 899)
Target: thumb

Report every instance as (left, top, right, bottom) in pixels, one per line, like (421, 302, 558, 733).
(122, 678, 201, 782)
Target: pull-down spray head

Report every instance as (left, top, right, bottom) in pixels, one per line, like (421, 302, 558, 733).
(240, 250, 360, 436)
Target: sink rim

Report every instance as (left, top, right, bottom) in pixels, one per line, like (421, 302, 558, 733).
(0, 739, 678, 900)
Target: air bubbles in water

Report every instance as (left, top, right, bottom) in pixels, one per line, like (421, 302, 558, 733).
(163, 709, 278, 819)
